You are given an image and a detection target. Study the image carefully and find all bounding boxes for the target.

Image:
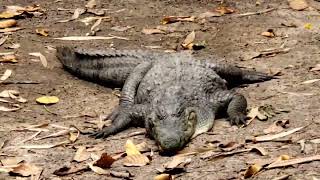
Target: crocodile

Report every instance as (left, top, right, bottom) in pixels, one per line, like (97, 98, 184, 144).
(56, 46, 274, 152)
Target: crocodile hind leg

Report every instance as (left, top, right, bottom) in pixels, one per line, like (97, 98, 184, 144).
(211, 90, 248, 126)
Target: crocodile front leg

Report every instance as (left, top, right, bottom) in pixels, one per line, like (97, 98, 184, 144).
(91, 104, 149, 139)
(211, 90, 248, 126)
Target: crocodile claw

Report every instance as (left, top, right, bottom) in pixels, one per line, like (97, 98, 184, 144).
(228, 113, 248, 126)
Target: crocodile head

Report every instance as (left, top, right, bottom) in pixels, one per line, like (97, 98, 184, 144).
(147, 85, 212, 152)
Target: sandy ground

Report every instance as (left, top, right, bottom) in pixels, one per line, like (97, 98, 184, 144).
(1, 0, 320, 179)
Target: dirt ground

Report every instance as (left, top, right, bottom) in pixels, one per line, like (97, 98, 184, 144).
(1, 0, 320, 179)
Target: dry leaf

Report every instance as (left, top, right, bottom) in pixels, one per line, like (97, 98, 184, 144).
(198, 11, 221, 19)
(0, 105, 20, 112)
(154, 174, 173, 180)
(214, 6, 235, 15)
(123, 154, 150, 167)
(125, 139, 141, 156)
(244, 164, 262, 178)
(85, 0, 97, 9)
(0, 19, 17, 29)
(136, 141, 151, 153)
(0, 55, 18, 63)
(7, 43, 21, 49)
(90, 18, 102, 31)
(267, 155, 320, 168)
(254, 126, 304, 142)
(310, 64, 320, 72)
(88, 163, 109, 175)
(69, 130, 80, 142)
(0, 27, 23, 33)
(79, 16, 110, 25)
(19, 131, 42, 144)
(111, 26, 133, 32)
(301, 79, 320, 84)
(54, 36, 129, 41)
(58, 8, 86, 23)
(36, 28, 49, 36)
(36, 96, 59, 105)
(94, 153, 116, 168)
(53, 165, 88, 176)
(249, 145, 268, 156)
(182, 31, 195, 49)
(142, 28, 165, 35)
(263, 119, 289, 134)
(0, 69, 12, 81)
(261, 30, 275, 38)
(9, 163, 41, 177)
(73, 146, 91, 162)
(35, 129, 70, 140)
(288, 0, 308, 10)
(159, 154, 192, 172)
(87, 9, 105, 16)
(1, 157, 24, 166)
(161, 16, 195, 24)
(29, 52, 47, 68)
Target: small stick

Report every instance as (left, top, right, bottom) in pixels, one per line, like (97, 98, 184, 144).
(1, 80, 40, 85)
(235, 8, 277, 17)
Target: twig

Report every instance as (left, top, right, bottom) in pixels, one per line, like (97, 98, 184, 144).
(43, 105, 58, 116)
(235, 8, 277, 17)
(1, 80, 40, 85)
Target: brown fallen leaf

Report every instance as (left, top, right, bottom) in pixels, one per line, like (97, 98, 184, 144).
(0, 105, 20, 112)
(1, 157, 24, 166)
(261, 29, 275, 38)
(310, 64, 320, 72)
(288, 0, 308, 10)
(154, 174, 173, 180)
(0, 69, 12, 81)
(158, 154, 193, 173)
(53, 165, 89, 176)
(29, 52, 47, 68)
(263, 119, 289, 134)
(254, 126, 304, 142)
(0, 19, 17, 29)
(214, 6, 235, 15)
(85, 0, 97, 9)
(54, 36, 129, 41)
(125, 139, 141, 156)
(267, 155, 320, 168)
(88, 163, 109, 175)
(36, 28, 49, 36)
(9, 163, 41, 177)
(123, 154, 150, 167)
(301, 79, 320, 84)
(73, 146, 91, 162)
(94, 153, 116, 168)
(182, 31, 195, 49)
(161, 16, 195, 24)
(142, 28, 165, 35)
(69, 130, 80, 143)
(198, 11, 222, 19)
(135, 141, 151, 153)
(0, 55, 18, 63)
(0, 5, 41, 19)
(244, 164, 262, 178)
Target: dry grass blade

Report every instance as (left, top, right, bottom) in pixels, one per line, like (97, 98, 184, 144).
(54, 36, 129, 41)
(0, 27, 23, 33)
(19, 131, 42, 144)
(90, 18, 102, 31)
(301, 79, 320, 84)
(57, 8, 86, 23)
(29, 52, 47, 68)
(0, 69, 12, 81)
(254, 126, 304, 142)
(267, 155, 320, 168)
(0, 35, 8, 46)
(0, 52, 14, 56)
(34, 129, 70, 140)
(18, 140, 69, 149)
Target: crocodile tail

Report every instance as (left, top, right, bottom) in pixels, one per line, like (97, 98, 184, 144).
(56, 46, 79, 70)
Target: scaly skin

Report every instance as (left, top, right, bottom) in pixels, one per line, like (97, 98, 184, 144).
(56, 46, 273, 152)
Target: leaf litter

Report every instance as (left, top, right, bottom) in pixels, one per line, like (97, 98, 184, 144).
(29, 52, 47, 68)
